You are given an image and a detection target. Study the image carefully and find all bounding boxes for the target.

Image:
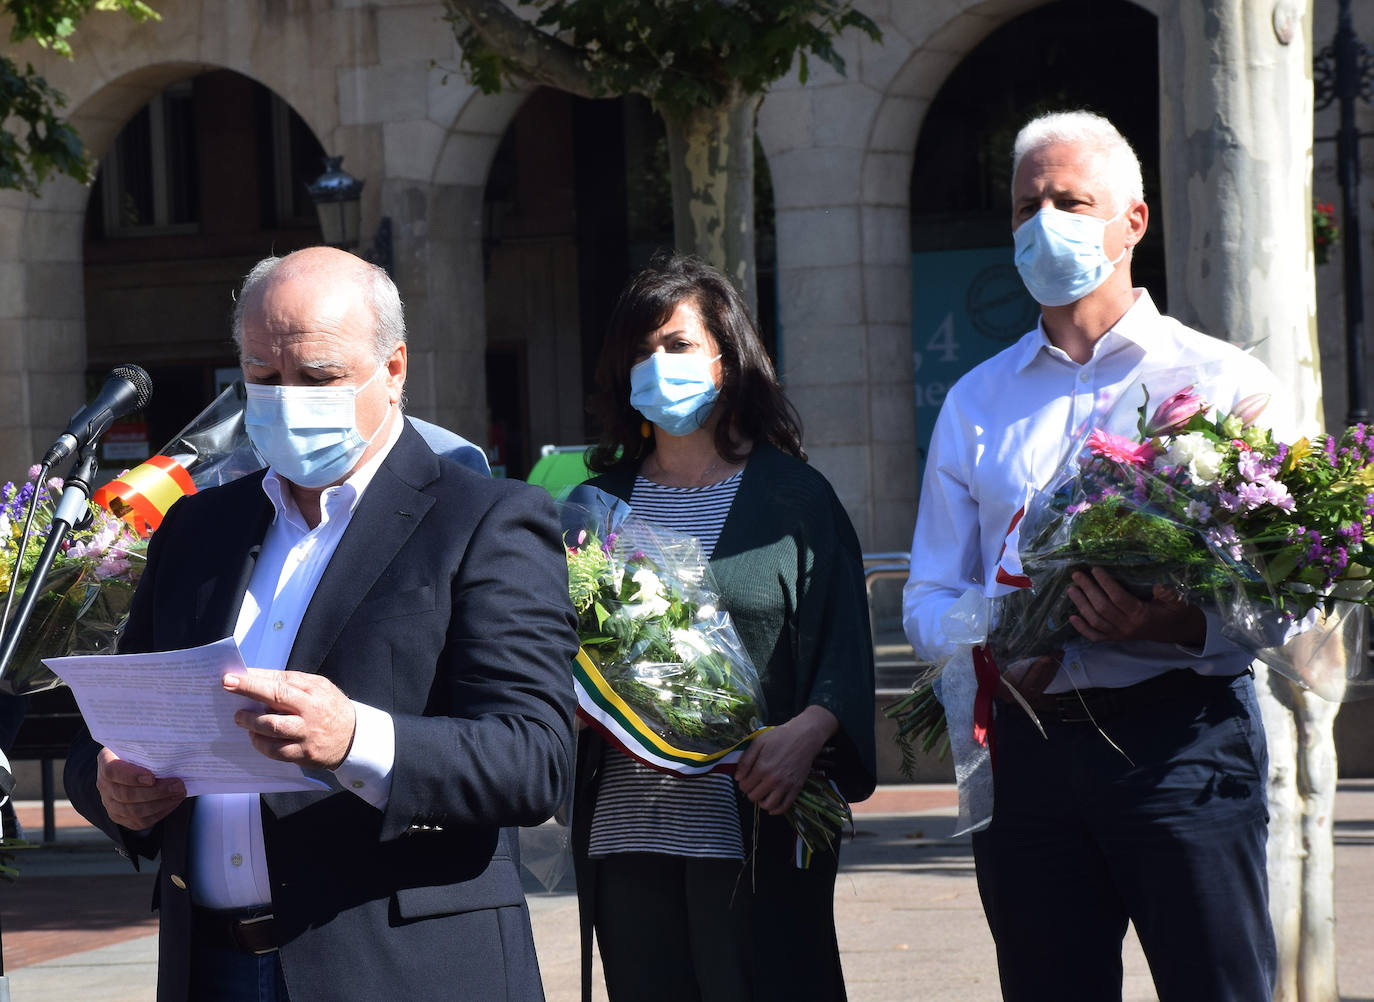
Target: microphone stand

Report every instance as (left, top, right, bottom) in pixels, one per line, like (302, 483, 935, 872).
(0, 444, 96, 1002)
(0, 746, 12, 1002)
(0, 445, 99, 689)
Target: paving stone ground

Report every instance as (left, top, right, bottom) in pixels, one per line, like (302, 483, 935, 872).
(5, 783, 1374, 1002)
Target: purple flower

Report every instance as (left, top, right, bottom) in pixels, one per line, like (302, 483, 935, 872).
(1236, 482, 1268, 510)
(1184, 499, 1213, 521)
(1260, 480, 1295, 511)
(1217, 489, 1240, 513)
(1207, 524, 1245, 562)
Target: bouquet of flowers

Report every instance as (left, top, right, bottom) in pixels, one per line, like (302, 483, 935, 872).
(2, 469, 148, 694)
(986, 381, 1374, 696)
(563, 486, 851, 865)
(891, 373, 1374, 782)
(3, 382, 259, 695)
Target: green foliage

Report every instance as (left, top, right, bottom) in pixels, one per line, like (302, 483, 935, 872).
(884, 677, 949, 779)
(0, 57, 87, 191)
(0, 0, 159, 193)
(457, 0, 880, 117)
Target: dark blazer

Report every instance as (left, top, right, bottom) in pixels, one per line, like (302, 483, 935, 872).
(65, 420, 580, 1002)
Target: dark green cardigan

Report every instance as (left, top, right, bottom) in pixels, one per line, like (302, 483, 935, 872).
(572, 443, 877, 1000)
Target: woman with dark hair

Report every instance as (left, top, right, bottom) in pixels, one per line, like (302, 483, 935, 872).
(573, 253, 877, 1002)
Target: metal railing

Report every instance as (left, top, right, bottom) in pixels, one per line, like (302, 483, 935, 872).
(863, 551, 922, 688)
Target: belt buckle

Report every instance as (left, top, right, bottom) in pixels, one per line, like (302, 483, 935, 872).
(1055, 692, 1093, 724)
(230, 913, 277, 956)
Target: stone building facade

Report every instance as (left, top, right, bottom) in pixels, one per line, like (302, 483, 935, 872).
(1, 0, 1370, 568)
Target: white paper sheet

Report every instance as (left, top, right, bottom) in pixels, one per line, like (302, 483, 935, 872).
(43, 637, 328, 795)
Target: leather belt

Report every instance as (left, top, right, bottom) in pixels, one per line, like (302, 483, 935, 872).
(192, 906, 279, 955)
(1006, 669, 1239, 725)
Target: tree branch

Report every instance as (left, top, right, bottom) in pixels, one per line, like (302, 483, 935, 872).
(443, 0, 605, 100)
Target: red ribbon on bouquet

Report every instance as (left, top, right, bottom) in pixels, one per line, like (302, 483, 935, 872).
(972, 645, 1000, 766)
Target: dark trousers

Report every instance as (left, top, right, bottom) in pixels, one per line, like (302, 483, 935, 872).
(593, 852, 753, 1002)
(188, 944, 289, 1002)
(972, 672, 1275, 1002)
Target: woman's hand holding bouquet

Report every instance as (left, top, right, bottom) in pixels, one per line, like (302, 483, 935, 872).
(564, 488, 850, 865)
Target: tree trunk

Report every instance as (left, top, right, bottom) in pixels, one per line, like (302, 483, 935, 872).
(1157, 3, 1332, 1000)
(661, 87, 763, 318)
(1257, 664, 1304, 1002)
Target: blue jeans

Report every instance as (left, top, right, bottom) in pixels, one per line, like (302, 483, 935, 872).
(188, 943, 289, 1002)
(972, 672, 1275, 1002)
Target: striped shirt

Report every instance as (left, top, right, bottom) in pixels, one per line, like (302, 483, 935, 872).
(588, 470, 746, 860)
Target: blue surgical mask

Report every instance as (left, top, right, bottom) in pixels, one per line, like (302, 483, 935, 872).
(244, 367, 387, 488)
(630, 351, 721, 437)
(1013, 206, 1128, 307)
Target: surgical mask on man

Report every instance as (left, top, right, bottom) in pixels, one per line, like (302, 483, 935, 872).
(629, 351, 721, 437)
(244, 367, 388, 488)
(1013, 205, 1129, 307)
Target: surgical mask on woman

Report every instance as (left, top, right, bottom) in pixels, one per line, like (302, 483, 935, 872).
(244, 367, 387, 488)
(1013, 205, 1128, 307)
(629, 351, 721, 437)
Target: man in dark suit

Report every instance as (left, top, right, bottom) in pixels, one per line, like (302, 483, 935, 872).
(65, 246, 579, 1001)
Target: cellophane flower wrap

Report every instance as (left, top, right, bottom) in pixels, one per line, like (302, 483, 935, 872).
(2, 471, 147, 695)
(562, 485, 851, 864)
(986, 377, 1374, 700)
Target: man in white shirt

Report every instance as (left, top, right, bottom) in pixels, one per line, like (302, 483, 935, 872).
(903, 112, 1277, 1001)
(66, 246, 579, 1002)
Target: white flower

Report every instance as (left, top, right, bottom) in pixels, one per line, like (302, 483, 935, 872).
(628, 567, 670, 618)
(1159, 433, 1225, 485)
(695, 603, 717, 621)
(670, 628, 713, 662)
(1191, 447, 1225, 484)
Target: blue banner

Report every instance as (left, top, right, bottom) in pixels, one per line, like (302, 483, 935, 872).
(911, 248, 1039, 478)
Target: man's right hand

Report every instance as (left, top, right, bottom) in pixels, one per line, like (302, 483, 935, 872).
(95, 748, 186, 830)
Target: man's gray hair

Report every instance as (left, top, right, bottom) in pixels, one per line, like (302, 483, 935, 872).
(231, 252, 406, 366)
(1011, 110, 1145, 213)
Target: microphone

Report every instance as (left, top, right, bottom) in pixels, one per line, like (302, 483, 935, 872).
(41, 364, 154, 467)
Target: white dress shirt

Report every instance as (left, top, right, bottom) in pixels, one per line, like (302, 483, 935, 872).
(188, 412, 403, 909)
(902, 290, 1296, 692)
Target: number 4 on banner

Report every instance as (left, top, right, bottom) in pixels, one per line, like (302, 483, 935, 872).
(914, 313, 959, 376)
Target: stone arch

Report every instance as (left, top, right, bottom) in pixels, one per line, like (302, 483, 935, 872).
(754, 0, 1166, 552)
(1, 48, 343, 475)
(856, 0, 1162, 336)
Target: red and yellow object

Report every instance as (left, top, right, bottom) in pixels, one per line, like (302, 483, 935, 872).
(93, 455, 197, 537)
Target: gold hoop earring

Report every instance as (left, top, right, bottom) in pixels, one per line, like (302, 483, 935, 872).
(640, 420, 652, 439)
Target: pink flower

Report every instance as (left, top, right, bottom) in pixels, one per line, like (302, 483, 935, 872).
(1232, 393, 1271, 428)
(1236, 482, 1269, 510)
(1087, 428, 1156, 466)
(1146, 386, 1208, 436)
(1261, 481, 1295, 511)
